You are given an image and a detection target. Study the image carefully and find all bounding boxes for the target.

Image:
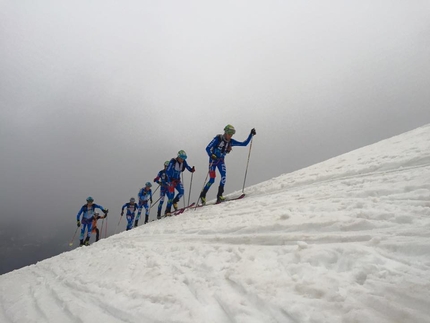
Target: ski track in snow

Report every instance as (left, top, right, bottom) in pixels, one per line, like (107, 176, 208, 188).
(1, 125, 430, 322)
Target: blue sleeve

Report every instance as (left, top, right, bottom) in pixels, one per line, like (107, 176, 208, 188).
(230, 133, 252, 147)
(76, 206, 84, 221)
(206, 136, 218, 156)
(94, 203, 105, 211)
(184, 160, 193, 172)
(165, 159, 174, 179)
(122, 203, 127, 211)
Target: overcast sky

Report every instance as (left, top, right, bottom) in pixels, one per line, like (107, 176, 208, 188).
(1, 0, 430, 274)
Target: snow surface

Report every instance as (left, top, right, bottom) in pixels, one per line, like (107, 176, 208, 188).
(1, 125, 430, 323)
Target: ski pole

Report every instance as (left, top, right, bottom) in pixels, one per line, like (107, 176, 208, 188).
(241, 137, 254, 193)
(115, 215, 123, 234)
(181, 173, 186, 209)
(69, 227, 79, 246)
(194, 161, 213, 209)
(150, 195, 162, 209)
(105, 214, 108, 238)
(101, 218, 105, 238)
(153, 184, 160, 195)
(149, 184, 161, 210)
(188, 171, 194, 206)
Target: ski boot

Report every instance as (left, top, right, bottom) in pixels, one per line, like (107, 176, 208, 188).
(216, 185, 225, 204)
(172, 197, 179, 211)
(200, 188, 208, 205)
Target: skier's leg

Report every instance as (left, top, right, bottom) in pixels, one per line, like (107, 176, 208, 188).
(165, 184, 174, 214)
(126, 217, 131, 230)
(79, 225, 85, 245)
(204, 162, 217, 191)
(158, 189, 165, 218)
(85, 223, 93, 245)
(217, 161, 227, 202)
(173, 182, 184, 209)
(136, 201, 143, 220)
(144, 203, 149, 224)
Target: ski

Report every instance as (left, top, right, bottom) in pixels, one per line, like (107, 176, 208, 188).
(196, 193, 246, 208)
(173, 202, 196, 215)
(216, 193, 246, 204)
(163, 202, 196, 218)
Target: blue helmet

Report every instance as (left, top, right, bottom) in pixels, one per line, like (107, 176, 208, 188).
(177, 150, 187, 160)
(86, 196, 94, 203)
(145, 182, 152, 187)
(164, 160, 170, 167)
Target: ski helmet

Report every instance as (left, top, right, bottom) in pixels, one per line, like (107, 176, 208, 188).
(86, 196, 94, 203)
(130, 197, 135, 203)
(145, 182, 152, 187)
(224, 124, 236, 135)
(177, 150, 187, 160)
(164, 160, 170, 167)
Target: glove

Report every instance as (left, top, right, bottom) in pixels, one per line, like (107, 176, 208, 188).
(211, 154, 217, 160)
(154, 178, 159, 184)
(150, 198, 153, 204)
(121, 211, 124, 216)
(251, 128, 256, 136)
(103, 209, 109, 215)
(77, 220, 81, 227)
(191, 166, 195, 173)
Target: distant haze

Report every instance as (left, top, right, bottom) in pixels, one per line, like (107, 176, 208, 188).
(1, 0, 430, 274)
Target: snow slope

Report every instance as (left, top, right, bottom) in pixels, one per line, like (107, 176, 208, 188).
(1, 125, 430, 323)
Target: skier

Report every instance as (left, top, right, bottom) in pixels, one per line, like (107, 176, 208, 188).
(121, 197, 138, 231)
(199, 125, 256, 204)
(91, 212, 107, 242)
(154, 160, 170, 219)
(137, 182, 153, 226)
(76, 197, 108, 246)
(164, 150, 195, 215)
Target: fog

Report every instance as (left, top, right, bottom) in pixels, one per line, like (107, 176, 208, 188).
(1, 0, 429, 274)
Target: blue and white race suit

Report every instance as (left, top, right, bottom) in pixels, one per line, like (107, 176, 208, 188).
(165, 158, 194, 210)
(76, 203, 106, 240)
(204, 133, 252, 190)
(122, 202, 138, 230)
(154, 169, 169, 212)
(137, 188, 152, 222)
